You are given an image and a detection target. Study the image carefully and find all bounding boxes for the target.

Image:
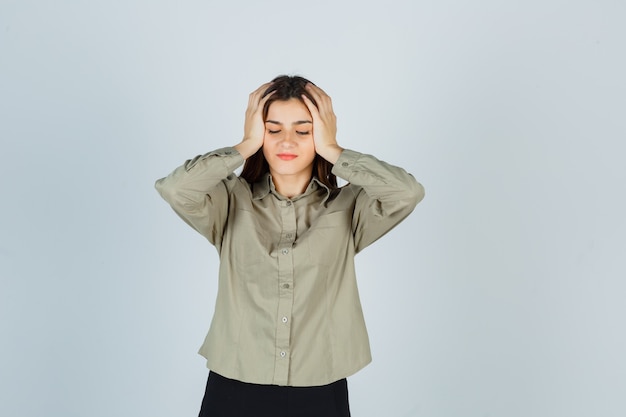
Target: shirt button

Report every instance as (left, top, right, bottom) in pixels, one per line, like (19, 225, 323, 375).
(341, 162, 349, 167)
(286, 233, 293, 239)
(282, 317, 288, 323)
(282, 283, 290, 289)
(280, 351, 286, 358)
(281, 249, 289, 255)
(286, 201, 292, 206)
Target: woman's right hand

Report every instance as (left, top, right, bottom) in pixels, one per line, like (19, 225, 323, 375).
(235, 82, 274, 159)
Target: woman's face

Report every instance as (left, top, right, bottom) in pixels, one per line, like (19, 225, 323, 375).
(263, 98, 316, 180)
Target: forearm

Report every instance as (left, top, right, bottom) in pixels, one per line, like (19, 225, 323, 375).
(155, 147, 243, 209)
(332, 149, 424, 206)
(333, 149, 424, 252)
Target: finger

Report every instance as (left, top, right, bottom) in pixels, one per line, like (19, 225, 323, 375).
(249, 90, 275, 121)
(304, 84, 333, 116)
(254, 81, 273, 96)
(258, 89, 275, 107)
(305, 82, 327, 96)
(301, 94, 320, 120)
(248, 82, 274, 105)
(304, 83, 331, 103)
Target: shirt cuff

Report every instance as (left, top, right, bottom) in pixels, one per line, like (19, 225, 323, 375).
(331, 149, 362, 180)
(203, 146, 245, 173)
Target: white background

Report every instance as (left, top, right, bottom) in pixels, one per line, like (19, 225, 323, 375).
(1, 1, 625, 416)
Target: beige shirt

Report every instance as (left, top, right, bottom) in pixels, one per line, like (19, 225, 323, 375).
(155, 147, 424, 386)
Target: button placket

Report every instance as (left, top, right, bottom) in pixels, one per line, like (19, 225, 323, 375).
(273, 198, 296, 384)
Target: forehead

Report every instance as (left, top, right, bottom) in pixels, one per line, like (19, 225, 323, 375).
(266, 98, 311, 121)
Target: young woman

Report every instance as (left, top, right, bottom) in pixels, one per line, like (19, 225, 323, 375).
(155, 75, 425, 417)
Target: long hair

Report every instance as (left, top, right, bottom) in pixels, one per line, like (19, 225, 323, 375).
(239, 75, 338, 190)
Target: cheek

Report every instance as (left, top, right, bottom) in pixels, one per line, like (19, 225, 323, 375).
(262, 135, 275, 148)
(303, 140, 316, 159)
(262, 142, 272, 159)
(261, 145, 272, 161)
(305, 137, 316, 149)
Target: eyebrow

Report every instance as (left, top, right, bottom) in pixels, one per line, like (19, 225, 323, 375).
(265, 120, 312, 125)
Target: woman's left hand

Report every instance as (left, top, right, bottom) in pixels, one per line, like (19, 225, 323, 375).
(302, 83, 344, 164)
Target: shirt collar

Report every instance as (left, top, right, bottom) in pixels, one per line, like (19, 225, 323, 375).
(251, 173, 332, 203)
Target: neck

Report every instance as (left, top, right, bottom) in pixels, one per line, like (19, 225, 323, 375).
(270, 170, 312, 199)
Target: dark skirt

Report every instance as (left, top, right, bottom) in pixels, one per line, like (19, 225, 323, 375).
(198, 371, 351, 417)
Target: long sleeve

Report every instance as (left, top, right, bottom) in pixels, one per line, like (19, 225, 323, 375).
(331, 149, 425, 253)
(154, 147, 244, 246)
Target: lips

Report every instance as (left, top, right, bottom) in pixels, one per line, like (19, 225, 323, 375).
(277, 153, 297, 161)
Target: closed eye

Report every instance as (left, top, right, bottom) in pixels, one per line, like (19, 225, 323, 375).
(296, 131, 310, 135)
(268, 129, 281, 134)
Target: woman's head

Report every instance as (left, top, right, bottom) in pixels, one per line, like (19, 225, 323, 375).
(261, 75, 318, 121)
(240, 75, 337, 190)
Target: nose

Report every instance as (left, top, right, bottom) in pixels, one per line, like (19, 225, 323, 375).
(280, 131, 296, 148)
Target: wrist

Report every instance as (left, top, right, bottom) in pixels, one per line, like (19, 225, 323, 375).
(317, 144, 343, 165)
(235, 139, 262, 159)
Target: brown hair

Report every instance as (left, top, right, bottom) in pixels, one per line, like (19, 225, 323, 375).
(239, 75, 338, 190)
